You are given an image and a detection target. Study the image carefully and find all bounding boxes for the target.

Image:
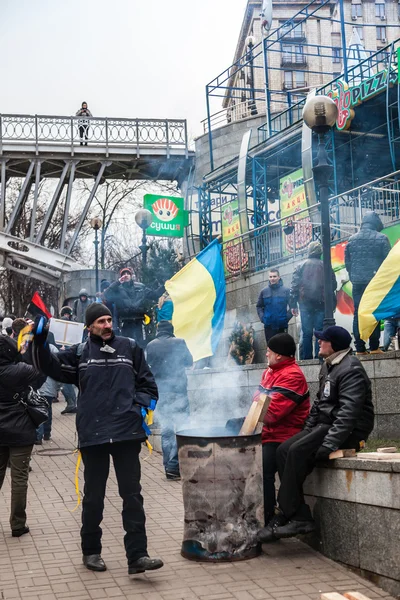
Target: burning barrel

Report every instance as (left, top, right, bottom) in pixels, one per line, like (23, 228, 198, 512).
(176, 427, 263, 562)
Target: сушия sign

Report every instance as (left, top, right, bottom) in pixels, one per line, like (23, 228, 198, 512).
(143, 194, 188, 238)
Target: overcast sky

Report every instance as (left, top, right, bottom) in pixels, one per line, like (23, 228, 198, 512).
(1, 0, 247, 141)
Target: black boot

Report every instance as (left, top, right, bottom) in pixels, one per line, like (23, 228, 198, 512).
(82, 554, 107, 572)
(128, 556, 164, 575)
(12, 526, 30, 537)
(257, 511, 287, 543)
(274, 519, 316, 539)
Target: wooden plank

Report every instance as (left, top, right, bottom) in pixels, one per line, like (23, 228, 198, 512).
(329, 449, 357, 460)
(321, 593, 348, 600)
(344, 592, 374, 600)
(239, 393, 270, 436)
(377, 446, 397, 453)
(358, 452, 400, 460)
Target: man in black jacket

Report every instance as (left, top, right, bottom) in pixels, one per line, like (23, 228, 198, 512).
(32, 303, 163, 576)
(146, 321, 193, 480)
(345, 211, 391, 355)
(258, 326, 374, 543)
(104, 267, 162, 348)
(256, 269, 291, 344)
(290, 242, 337, 360)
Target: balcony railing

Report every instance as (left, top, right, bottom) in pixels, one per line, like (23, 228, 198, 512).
(0, 114, 189, 154)
(282, 81, 308, 91)
(281, 54, 307, 66)
(281, 30, 306, 41)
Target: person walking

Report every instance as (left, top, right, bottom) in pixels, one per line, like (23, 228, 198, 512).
(0, 335, 45, 537)
(76, 102, 92, 146)
(290, 241, 337, 360)
(259, 326, 374, 543)
(256, 269, 291, 345)
(345, 211, 391, 355)
(32, 303, 163, 576)
(146, 321, 193, 480)
(255, 333, 310, 533)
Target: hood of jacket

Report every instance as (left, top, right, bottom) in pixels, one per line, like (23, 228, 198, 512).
(78, 288, 89, 297)
(0, 335, 19, 365)
(156, 321, 175, 338)
(361, 211, 384, 232)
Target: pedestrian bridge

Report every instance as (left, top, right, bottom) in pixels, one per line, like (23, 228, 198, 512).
(0, 113, 194, 285)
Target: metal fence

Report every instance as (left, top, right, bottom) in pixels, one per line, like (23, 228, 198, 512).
(0, 114, 188, 153)
(221, 170, 400, 279)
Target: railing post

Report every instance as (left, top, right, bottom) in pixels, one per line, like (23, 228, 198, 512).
(184, 120, 188, 158)
(70, 117, 74, 156)
(105, 117, 109, 157)
(0, 115, 2, 156)
(136, 120, 140, 158)
(35, 115, 39, 155)
(165, 120, 170, 159)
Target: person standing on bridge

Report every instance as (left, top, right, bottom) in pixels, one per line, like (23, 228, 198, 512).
(76, 102, 92, 146)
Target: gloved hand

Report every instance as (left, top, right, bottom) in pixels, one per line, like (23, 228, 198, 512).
(315, 445, 332, 462)
(32, 315, 49, 345)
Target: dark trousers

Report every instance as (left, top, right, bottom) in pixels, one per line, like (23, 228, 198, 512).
(262, 442, 281, 525)
(299, 302, 324, 359)
(79, 125, 89, 145)
(352, 283, 381, 352)
(36, 396, 54, 440)
(121, 320, 145, 348)
(80, 440, 148, 564)
(276, 425, 361, 521)
(0, 445, 33, 530)
(62, 384, 77, 409)
(264, 327, 286, 344)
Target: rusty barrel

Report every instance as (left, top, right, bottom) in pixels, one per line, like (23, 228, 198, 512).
(176, 427, 263, 562)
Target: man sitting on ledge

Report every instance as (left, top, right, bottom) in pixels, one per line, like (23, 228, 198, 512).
(258, 326, 374, 543)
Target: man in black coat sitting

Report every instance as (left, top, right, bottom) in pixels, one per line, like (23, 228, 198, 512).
(259, 326, 374, 543)
(32, 303, 163, 576)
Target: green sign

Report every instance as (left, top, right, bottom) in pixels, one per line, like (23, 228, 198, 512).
(143, 194, 188, 238)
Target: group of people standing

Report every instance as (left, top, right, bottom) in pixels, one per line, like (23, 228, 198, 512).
(257, 211, 395, 359)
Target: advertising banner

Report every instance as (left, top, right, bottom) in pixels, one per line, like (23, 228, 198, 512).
(221, 200, 248, 275)
(143, 194, 188, 238)
(279, 168, 312, 256)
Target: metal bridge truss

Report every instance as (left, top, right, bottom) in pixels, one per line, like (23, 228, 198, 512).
(0, 114, 193, 284)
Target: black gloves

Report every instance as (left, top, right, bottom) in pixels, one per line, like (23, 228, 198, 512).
(315, 445, 332, 462)
(33, 315, 49, 345)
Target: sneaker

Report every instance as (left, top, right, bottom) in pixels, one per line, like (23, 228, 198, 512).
(356, 351, 369, 356)
(166, 471, 181, 481)
(274, 519, 316, 539)
(43, 435, 51, 441)
(128, 556, 163, 575)
(257, 511, 287, 543)
(370, 349, 384, 354)
(34, 440, 42, 446)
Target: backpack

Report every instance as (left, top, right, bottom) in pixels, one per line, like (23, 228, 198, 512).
(299, 259, 324, 303)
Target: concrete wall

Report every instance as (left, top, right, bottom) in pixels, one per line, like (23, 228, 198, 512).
(304, 458, 400, 597)
(62, 269, 117, 303)
(194, 114, 266, 185)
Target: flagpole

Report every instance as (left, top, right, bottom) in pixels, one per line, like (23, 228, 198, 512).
(339, 0, 349, 83)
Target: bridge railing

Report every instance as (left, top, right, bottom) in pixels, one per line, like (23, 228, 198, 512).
(0, 114, 188, 153)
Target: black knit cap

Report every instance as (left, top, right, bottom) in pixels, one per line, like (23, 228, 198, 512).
(268, 333, 296, 357)
(85, 303, 112, 327)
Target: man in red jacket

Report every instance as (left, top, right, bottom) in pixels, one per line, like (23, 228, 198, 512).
(256, 333, 310, 540)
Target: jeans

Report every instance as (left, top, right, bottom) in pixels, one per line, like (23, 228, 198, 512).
(299, 303, 324, 360)
(264, 327, 286, 344)
(36, 396, 54, 440)
(383, 318, 400, 351)
(121, 320, 145, 348)
(352, 283, 381, 352)
(80, 440, 147, 565)
(157, 392, 190, 475)
(78, 125, 89, 145)
(262, 442, 281, 525)
(0, 445, 33, 530)
(62, 384, 77, 409)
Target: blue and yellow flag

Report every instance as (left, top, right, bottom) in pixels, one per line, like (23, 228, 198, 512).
(359, 241, 400, 341)
(165, 239, 226, 361)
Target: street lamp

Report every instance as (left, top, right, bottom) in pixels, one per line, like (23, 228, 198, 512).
(90, 216, 102, 293)
(302, 95, 338, 329)
(135, 209, 153, 267)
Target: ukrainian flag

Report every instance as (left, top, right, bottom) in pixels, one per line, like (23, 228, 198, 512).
(359, 241, 400, 341)
(165, 239, 226, 361)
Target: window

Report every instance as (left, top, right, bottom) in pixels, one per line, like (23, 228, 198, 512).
(377, 25, 387, 40)
(351, 3, 362, 18)
(375, 2, 385, 18)
(280, 20, 304, 38)
(282, 44, 305, 63)
(284, 71, 306, 89)
(355, 26, 364, 40)
(333, 47, 341, 63)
